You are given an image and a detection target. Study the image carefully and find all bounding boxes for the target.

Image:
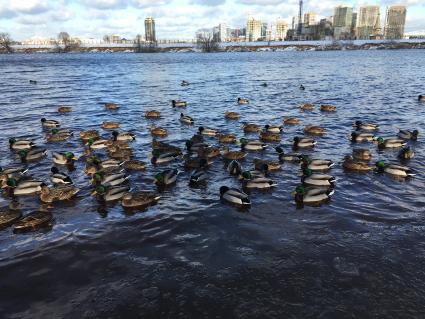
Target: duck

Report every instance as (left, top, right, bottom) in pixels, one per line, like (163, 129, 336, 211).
(300, 103, 314, 111)
(0, 209, 22, 230)
(58, 106, 72, 113)
(237, 98, 249, 105)
(112, 131, 135, 142)
(108, 148, 133, 161)
(220, 186, 250, 206)
(79, 130, 99, 141)
(50, 167, 73, 185)
(197, 146, 221, 158)
(300, 84, 305, 90)
(253, 159, 280, 171)
(53, 151, 77, 165)
(6, 179, 45, 196)
(92, 185, 130, 202)
(275, 147, 301, 162)
(124, 160, 146, 171)
(92, 171, 129, 187)
(243, 177, 277, 190)
(353, 121, 379, 131)
(243, 123, 261, 133)
(172, 100, 187, 107)
(102, 121, 121, 129)
(342, 156, 372, 172)
(152, 139, 182, 155)
(92, 157, 124, 169)
(145, 110, 161, 119)
(180, 113, 194, 125)
(189, 169, 208, 185)
(223, 147, 247, 160)
(293, 136, 316, 148)
(150, 126, 168, 137)
(9, 138, 34, 151)
(375, 161, 414, 177)
(199, 127, 218, 137)
(352, 148, 372, 161)
(41, 118, 60, 128)
(351, 132, 375, 143)
(264, 124, 283, 134)
(302, 168, 335, 187)
(293, 185, 334, 206)
(240, 138, 267, 151)
(283, 117, 300, 125)
(184, 157, 211, 169)
(418, 95, 425, 102)
(105, 103, 119, 110)
(13, 211, 53, 234)
(181, 80, 190, 86)
(185, 140, 208, 153)
(261, 82, 267, 87)
(18, 148, 47, 163)
(154, 169, 179, 186)
(151, 150, 180, 165)
(300, 155, 334, 171)
(87, 138, 109, 150)
(259, 131, 281, 142)
(40, 184, 80, 203)
(0, 166, 28, 183)
(218, 134, 236, 144)
(121, 192, 160, 208)
(46, 129, 73, 142)
(398, 129, 418, 141)
(398, 147, 414, 160)
(304, 125, 326, 136)
(320, 105, 336, 112)
(189, 133, 204, 144)
(239, 170, 266, 181)
(227, 160, 242, 176)
(376, 137, 406, 149)
(225, 112, 240, 120)
(29, 80, 37, 84)
(84, 165, 123, 177)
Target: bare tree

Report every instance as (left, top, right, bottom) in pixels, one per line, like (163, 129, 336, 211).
(134, 34, 158, 53)
(0, 33, 14, 53)
(197, 33, 220, 53)
(53, 32, 81, 53)
(103, 35, 111, 43)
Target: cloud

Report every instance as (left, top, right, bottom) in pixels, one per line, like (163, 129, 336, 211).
(79, 0, 128, 10)
(9, 0, 50, 14)
(190, 0, 226, 6)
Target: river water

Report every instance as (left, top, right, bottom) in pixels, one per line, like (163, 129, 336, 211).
(0, 51, 424, 318)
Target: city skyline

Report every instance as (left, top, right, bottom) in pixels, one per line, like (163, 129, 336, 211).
(0, 1, 424, 40)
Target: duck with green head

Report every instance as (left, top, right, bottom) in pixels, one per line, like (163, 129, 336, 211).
(6, 178, 45, 196)
(398, 147, 414, 160)
(53, 151, 77, 165)
(240, 138, 267, 152)
(18, 148, 47, 163)
(376, 137, 406, 149)
(293, 185, 334, 206)
(302, 168, 336, 187)
(154, 169, 179, 186)
(9, 138, 34, 151)
(375, 160, 414, 177)
(300, 155, 334, 171)
(398, 129, 419, 141)
(92, 184, 130, 201)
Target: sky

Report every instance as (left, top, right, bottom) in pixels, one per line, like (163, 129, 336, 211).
(0, 0, 424, 40)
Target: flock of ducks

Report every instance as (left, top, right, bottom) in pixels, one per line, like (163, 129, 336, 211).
(0, 80, 424, 233)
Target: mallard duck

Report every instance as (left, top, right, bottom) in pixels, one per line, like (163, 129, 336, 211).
(102, 121, 121, 130)
(108, 149, 132, 161)
(84, 165, 123, 177)
(50, 167, 73, 185)
(199, 127, 218, 136)
(152, 139, 182, 155)
(243, 177, 277, 189)
(121, 192, 160, 208)
(185, 140, 208, 153)
(237, 98, 249, 105)
(253, 159, 280, 171)
(41, 118, 60, 128)
(293, 136, 316, 148)
(87, 139, 108, 150)
(353, 121, 379, 131)
(419, 95, 425, 102)
(13, 211, 53, 234)
(105, 103, 119, 110)
(398, 129, 418, 141)
(155, 169, 179, 186)
(264, 124, 283, 134)
(0, 210, 22, 230)
(151, 150, 180, 165)
(79, 130, 99, 141)
(0, 166, 28, 184)
(180, 113, 194, 125)
(92, 172, 129, 187)
(18, 148, 47, 163)
(197, 146, 220, 158)
(275, 147, 301, 162)
(218, 134, 236, 144)
(351, 132, 375, 143)
(223, 147, 247, 160)
(260, 131, 281, 142)
(53, 152, 77, 165)
(189, 169, 208, 185)
(29, 80, 37, 84)
(145, 110, 161, 119)
(398, 147, 414, 160)
(283, 117, 300, 125)
(302, 168, 335, 187)
(240, 138, 267, 151)
(225, 112, 240, 120)
(300, 103, 314, 111)
(92, 157, 124, 169)
(300, 84, 305, 90)
(293, 185, 334, 205)
(92, 185, 130, 201)
(150, 126, 168, 137)
(352, 148, 372, 161)
(6, 179, 45, 196)
(124, 160, 146, 171)
(40, 184, 79, 203)
(9, 138, 34, 151)
(172, 100, 187, 107)
(181, 80, 190, 86)
(304, 125, 325, 136)
(184, 157, 211, 169)
(320, 105, 336, 112)
(342, 156, 372, 172)
(189, 133, 204, 144)
(227, 160, 242, 176)
(46, 129, 73, 142)
(112, 131, 135, 142)
(220, 186, 250, 206)
(239, 170, 266, 181)
(376, 137, 406, 149)
(58, 106, 72, 113)
(243, 123, 260, 133)
(375, 161, 414, 177)
(300, 155, 334, 171)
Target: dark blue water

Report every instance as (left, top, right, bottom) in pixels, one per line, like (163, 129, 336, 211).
(0, 51, 425, 318)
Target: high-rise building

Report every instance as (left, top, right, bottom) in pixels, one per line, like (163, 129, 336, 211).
(351, 13, 357, 38)
(356, 6, 380, 39)
(384, 6, 407, 39)
(144, 17, 156, 43)
(218, 23, 227, 42)
(371, 10, 383, 39)
(333, 6, 353, 40)
(304, 12, 317, 26)
(246, 17, 262, 41)
(275, 19, 289, 40)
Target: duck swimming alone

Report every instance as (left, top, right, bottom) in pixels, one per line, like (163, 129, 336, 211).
(172, 100, 187, 107)
(375, 160, 414, 177)
(237, 98, 249, 105)
(320, 105, 337, 112)
(225, 112, 240, 120)
(418, 95, 425, 102)
(398, 129, 418, 141)
(181, 80, 190, 86)
(220, 186, 250, 206)
(41, 118, 60, 128)
(58, 106, 72, 113)
(300, 103, 314, 111)
(145, 110, 161, 119)
(283, 117, 300, 125)
(180, 113, 194, 125)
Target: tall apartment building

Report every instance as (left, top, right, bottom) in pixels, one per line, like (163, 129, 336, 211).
(144, 17, 156, 43)
(356, 6, 380, 39)
(246, 17, 262, 41)
(333, 6, 353, 40)
(384, 6, 407, 39)
(303, 12, 317, 26)
(275, 19, 289, 40)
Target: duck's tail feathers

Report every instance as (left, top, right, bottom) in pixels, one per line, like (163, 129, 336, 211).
(327, 189, 335, 197)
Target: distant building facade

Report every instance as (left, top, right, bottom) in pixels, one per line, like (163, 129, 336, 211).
(384, 6, 407, 39)
(303, 12, 317, 26)
(145, 17, 156, 43)
(356, 6, 380, 39)
(333, 6, 353, 40)
(246, 17, 262, 41)
(275, 19, 289, 40)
